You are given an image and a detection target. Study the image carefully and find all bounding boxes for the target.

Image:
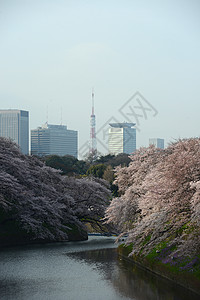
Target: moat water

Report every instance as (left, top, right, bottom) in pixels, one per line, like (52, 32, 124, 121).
(0, 236, 199, 300)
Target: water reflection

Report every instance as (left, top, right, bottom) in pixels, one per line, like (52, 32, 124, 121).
(67, 248, 200, 300)
(0, 237, 199, 300)
(0, 237, 121, 300)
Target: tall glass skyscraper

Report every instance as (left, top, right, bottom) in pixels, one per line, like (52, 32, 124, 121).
(0, 109, 29, 154)
(31, 123, 78, 158)
(108, 123, 136, 155)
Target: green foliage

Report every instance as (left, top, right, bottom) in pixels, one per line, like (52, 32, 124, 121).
(110, 183, 119, 197)
(96, 154, 115, 164)
(103, 165, 114, 183)
(102, 165, 118, 196)
(97, 153, 131, 167)
(145, 241, 169, 261)
(44, 153, 131, 181)
(86, 164, 107, 178)
(141, 234, 151, 246)
(45, 155, 88, 175)
(118, 243, 133, 257)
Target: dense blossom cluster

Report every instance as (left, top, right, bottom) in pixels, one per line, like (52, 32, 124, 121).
(105, 138, 200, 257)
(0, 138, 111, 242)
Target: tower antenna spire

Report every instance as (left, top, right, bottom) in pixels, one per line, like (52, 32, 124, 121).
(90, 88, 97, 158)
(92, 87, 94, 115)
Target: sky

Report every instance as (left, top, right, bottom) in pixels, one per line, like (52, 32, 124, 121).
(0, 0, 200, 157)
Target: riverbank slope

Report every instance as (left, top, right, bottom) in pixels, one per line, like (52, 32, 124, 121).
(118, 242, 200, 295)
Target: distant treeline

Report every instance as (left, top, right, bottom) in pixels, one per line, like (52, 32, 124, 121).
(42, 153, 131, 177)
(40, 152, 131, 197)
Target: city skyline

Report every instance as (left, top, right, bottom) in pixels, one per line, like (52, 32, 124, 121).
(0, 107, 167, 157)
(1, 0, 200, 154)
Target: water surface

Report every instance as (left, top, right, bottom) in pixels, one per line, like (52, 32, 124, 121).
(0, 236, 199, 300)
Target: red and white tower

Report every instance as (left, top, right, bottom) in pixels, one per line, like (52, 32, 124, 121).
(90, 89, 97, 155)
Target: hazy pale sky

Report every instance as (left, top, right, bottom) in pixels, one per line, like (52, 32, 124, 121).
(0, 0, 200, 156)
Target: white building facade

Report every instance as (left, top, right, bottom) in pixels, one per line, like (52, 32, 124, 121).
(31, 123, 78, 158)
(108, 123, 136, 155)
(0, 109, 29, 154)
(149, 138, 164, 149)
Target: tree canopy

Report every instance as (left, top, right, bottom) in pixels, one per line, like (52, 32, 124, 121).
(0, 138, 111, 245)
(44, 155, 88, 175)
(105, 139, 200, 259)
(42, 152, 131, 179)
(86, 164, 107, 178)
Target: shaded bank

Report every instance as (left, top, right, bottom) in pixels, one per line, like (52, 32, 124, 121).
(118, 244, 200, 296)
(0, 215, 88, 247)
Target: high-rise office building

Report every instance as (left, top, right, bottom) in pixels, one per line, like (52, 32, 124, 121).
(0, 109, 29, 154)
(149, 138, 164, 149)
(31, 123, 78, 158)
(108, 123, 136, 155)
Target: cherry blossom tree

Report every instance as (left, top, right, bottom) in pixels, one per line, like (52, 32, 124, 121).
(0, 138, 111, 244)
(105, 139, 200, 258)
(63, 176, 112, 232)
